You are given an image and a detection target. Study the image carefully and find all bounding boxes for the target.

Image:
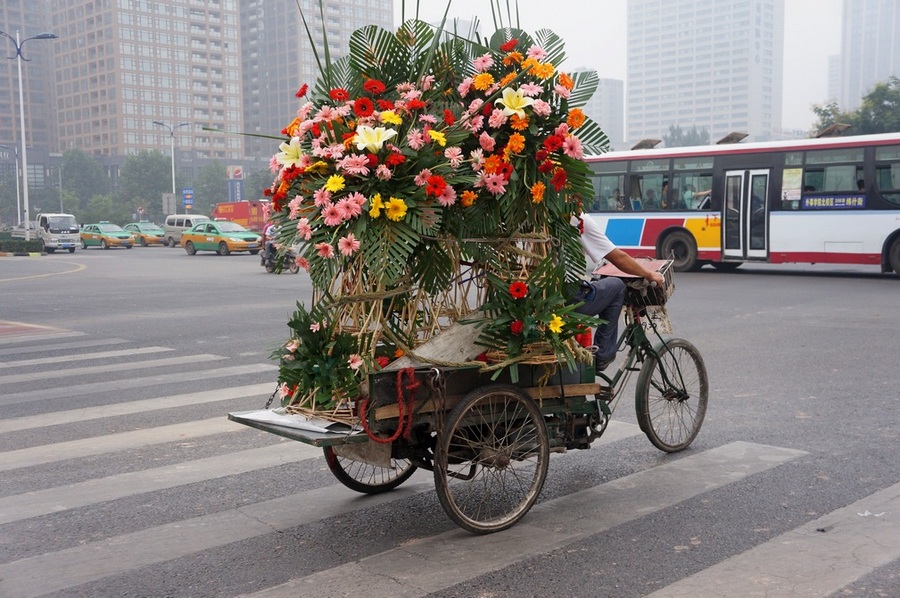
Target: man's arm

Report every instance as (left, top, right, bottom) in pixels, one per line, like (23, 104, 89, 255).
(604, 248, 666, 286)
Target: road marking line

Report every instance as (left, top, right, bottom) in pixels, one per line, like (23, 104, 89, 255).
(241, 442, 807, 598)
(643, 480, 900, 598)
(0, 353, 225, 384)
(0, 363, 276, 406)
(0, 346, 174, 369)
(0, 442, 321, 525)
(0, 417, 246, 472)
(0, 337, 129, 357)
(0, 382, 274, 433)
(0, 441, 802, 598)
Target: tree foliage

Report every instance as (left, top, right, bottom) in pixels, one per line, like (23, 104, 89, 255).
(811, 76, 900, 135)
(118, 150, 173, 221)
(663, 124, 710, 147)
(193, 160, 227, 209)
(62, 149, 109, 211)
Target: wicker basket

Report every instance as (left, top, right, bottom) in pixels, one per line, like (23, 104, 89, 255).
(623, 260, 675, 307)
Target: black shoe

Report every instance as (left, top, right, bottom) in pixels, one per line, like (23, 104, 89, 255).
(595, 356, 613, 374)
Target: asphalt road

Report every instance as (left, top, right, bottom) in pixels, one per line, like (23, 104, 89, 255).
(1, 248, 898, 597)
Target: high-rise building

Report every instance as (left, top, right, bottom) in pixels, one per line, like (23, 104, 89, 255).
(240, 0, 394, 161)
(840, 0, 900, 111)
(49, 0, 244, 166)
(626, 0, 784, 145)
(1, 0, 57, 194)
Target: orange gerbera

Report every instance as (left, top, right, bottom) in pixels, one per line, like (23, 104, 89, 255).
(473, 72, 495, 91)
(510, 114, 529, 131)
(482, 154, 504, 174)
(531, 62, 555, 79)
(503, 51, 523, 66)
(531, 181, 546, 203)
(506, 133, 525, 155)
(567, 108, 586, 129)
(460, 190, 478, 207)
(498, 71, 517, 87)
(558, 72, 575, 90)
(283, 117, 302, 137)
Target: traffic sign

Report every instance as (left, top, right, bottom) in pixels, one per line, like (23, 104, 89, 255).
(182, 187, 194, 208)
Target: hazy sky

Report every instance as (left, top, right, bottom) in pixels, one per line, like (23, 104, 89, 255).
(396, 0, 843, 132)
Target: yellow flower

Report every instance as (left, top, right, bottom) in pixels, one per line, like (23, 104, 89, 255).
(306, 160, 329, 174)
(380, 110, 403, 126)
(473, 72, 495, 91)
(531, 61, 555, 80)
(353, 125, 398, 153)
(325, 174, 345, 193)
(385, 196, 408, 221)
(369, 193, 383, 219)
(548, 314, 564, 334)
(495, 87, 535, 118)
(428, 129, 447, 147)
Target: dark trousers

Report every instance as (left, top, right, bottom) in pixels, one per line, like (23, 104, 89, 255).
(572, 277, 626, 363)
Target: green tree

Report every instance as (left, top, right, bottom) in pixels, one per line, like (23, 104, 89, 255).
(663, 124, 710, 147)
(194, 160, 227, 208)
(245, 167, 274, 200)
(118, 150, 173, 221)
(62, 149, 110, 211)
(0, 170, 18, 226)
(82, 193, 133, 225)
(811, 77, 900, 135)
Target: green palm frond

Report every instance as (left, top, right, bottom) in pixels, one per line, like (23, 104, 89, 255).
(533, 29, 567, 67)
(568, 70, 599, 108)
(577, 118, 611, 155)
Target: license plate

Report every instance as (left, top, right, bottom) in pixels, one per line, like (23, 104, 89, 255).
(247, 244, 258, 248)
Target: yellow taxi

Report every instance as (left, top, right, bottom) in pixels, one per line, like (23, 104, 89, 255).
(180, 220, 261, 255)
(123, 221, 166, 246)
(80, 222, 135, 249)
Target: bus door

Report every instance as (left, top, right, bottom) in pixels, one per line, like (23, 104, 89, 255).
(723, 169, 769, 260)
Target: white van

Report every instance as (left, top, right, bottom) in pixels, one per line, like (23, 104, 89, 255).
(35, 212, 80, 253)
(163, 214, 210, 247)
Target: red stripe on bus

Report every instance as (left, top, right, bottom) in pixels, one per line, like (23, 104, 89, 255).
(640, 218, 685, 246)
(769, 252, 881, 265)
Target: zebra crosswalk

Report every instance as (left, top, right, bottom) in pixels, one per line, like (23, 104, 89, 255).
(1, 330, 897, 597)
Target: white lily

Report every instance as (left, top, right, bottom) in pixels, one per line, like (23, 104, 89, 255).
(353, 125, 398, 153)
(275, 136, 305, 167)
(495, 87, 535, 118)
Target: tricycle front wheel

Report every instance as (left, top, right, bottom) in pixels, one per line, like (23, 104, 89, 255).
(434, 384, 549, 534)
(323, 446, 416, 494)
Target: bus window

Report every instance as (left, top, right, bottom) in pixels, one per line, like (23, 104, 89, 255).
(803, 148, 864, 194)
(587, 174, 625, 212)
(875, 145, 900, 206)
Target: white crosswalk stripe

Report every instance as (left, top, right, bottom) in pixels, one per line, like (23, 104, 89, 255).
(1, 335, 897, 598)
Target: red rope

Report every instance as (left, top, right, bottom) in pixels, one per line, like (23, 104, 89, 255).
(359, 368, 419, 444)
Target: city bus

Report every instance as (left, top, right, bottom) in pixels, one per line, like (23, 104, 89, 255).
(583, 132, 900, 276)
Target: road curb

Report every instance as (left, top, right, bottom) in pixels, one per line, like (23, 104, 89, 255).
(0, 252, 44, 257)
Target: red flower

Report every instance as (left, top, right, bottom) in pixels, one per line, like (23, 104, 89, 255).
(329, 87, 350, 102)
(425, 175, 447, 197)
(535, 149, 549, 162)
(500, 38, 519, 52)
(510, 319, 524, 335)
(551, 167, 567, 191)
(385, 152, 406, 166)
(310, 123, 321, 138)
(543, 134, 564, 152)
(537, 160, 555, 174)
(377, 99, 395, 111)
(443, 109, 455, 126)
(375, 355, 390, 368)
(406, 98, 426, 111)
(496, 162, 513, 181)
(363, 79, 386, 95)
(353, 97, 375, 117)
(365, 153, 379, 168)
(295, 84, 309, 98)
(482, 103, 493, 117)
(509, 281, 528, 299)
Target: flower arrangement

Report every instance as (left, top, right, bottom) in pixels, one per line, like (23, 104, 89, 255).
(266, 9, 609, 413)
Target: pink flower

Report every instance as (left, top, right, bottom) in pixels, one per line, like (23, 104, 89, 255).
(315, 242, 335, 258)
(467, 98, 484, 114)
(473, 53, 494, 72)
(279, 382, 291, 398)
(563, 135, 583, 159)
(480, 172, 508, 196)
(554, 84, 571, 99)
(437, 186, 457, 207)
(338, 154, 371, 176)
(288, 195, 304, 219)
(376, 164, 392, 180)
(296, 217, 312, 240)
(457, 77, 473, 96)
(338, 233, 361, 256)
(520, 83, 543, 97)
(321, 202, 344, 227)
(532, 99, 552, 116)
(526, 45, 548, 61)
(554, 122, 570, 137)
(414, 169, 433, 186)
(285, 339, 299, 352)
(479, 132, 496, 152)
(407, 128, 426, 150)
(417, 113, 437, 124)
(336, 197, 362, 219)
(269, 155, 280, 173)
(348, 354, 364, 371)
(313, 188, 332, 207)
(348, 192, 367, 207)
(444, 146, 463, 168)
(488, 109, 508, 129)
(420, 74, 435, 91)
(295, 256, 309, 271)
(310, 322, 321, 332)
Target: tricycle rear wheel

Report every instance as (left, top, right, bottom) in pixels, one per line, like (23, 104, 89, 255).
(434, 384, 549, 534)
(323, 446, 416, 494)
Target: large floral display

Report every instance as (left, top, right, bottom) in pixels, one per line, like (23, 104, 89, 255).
(264, 16, 610, 419)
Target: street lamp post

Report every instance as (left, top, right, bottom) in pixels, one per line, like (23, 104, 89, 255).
(0, 144, 21, 226)
(152, 121, 191, 203)
(1, 29, 58, 241)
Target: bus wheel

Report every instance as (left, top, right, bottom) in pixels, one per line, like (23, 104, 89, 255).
(660, 231, 699, 272)
(889, 237, 900, 277)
